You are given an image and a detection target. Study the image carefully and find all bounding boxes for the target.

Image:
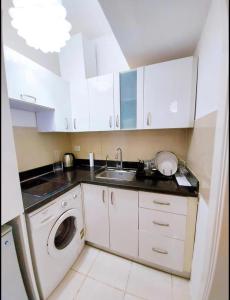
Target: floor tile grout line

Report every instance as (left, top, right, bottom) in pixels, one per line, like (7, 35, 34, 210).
(87, 273, 126, 293)
(71, 245, 100, 276)
(85, 247, 101, 275)
(72, 272, 88, 300)
(124, 261, 133, 294)
(124, 291, 150, 300)
(170, 274, 174, 300)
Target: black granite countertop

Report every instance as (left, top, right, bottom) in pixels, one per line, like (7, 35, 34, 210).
(20, 160, 199, 213)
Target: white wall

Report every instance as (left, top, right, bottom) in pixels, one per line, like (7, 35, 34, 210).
(194, 0, 227, 119)
(94, 33, 129, 75)
(189, 0, 229, 299)
(1, 0, 60, 75)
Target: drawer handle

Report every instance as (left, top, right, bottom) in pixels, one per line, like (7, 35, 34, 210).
(152, 247, 168, 255)
(152, 221, 169, 227)
(153, 200, 170, 206)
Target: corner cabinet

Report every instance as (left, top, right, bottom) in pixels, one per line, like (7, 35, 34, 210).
(88, 73, 115, 131)
(143, 56, 197, 129)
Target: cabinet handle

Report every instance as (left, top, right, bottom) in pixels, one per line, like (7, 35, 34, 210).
(152, 221, 169, 227)
(74, 118, 77, 130)
(111, 191, 114, 205)
(109, 116, 112, 128)
(116, 114, 119, 128)
(152, 247, 168, 255)
(102, 190, 105, 203)
(65, 118, 69, 130)
(146, 113, 149, 126)
(153, 200, 170, 206)
(147, 112, 151, 126)
(20, 94, 36, 103)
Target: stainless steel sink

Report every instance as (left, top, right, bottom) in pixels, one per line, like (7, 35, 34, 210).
(96, 168, 136, 181)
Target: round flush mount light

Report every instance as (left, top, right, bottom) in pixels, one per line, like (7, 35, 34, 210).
(9, 0, 72, 53)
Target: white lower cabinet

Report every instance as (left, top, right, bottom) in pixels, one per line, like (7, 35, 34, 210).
(109, 188, 138, 257)
(82, 184, 139, 257)
(139, 208, 187, 240)
(82, 184, 197, 276)
(139, 230, 185, 272)
(83, 184, 110, 248)
(138, 192, 198, 275)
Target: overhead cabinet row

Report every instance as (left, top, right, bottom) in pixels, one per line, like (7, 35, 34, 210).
(4, 46, 197, 132)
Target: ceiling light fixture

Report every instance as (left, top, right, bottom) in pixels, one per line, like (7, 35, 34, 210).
(9, 0, 72, 53)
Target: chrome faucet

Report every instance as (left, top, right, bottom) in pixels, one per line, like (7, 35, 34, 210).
(115, 147, 123, 169)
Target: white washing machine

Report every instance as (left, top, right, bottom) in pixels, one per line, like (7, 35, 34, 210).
(26, 185, 84, 300)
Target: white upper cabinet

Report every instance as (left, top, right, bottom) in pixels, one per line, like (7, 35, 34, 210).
(59, 33, 97, 132)
(114, 68, 144, 130)
(4, 46, 55, 110)
(36, 76, 72, 132)
(88, 73, 115, 131)
(70, 80, 90, 132)
(143, 56, 197, 129)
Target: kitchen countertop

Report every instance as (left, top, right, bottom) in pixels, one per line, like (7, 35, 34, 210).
(20, 163, 199, 213)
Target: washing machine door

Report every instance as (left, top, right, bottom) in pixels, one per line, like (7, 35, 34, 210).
(47, 208, 80, 258)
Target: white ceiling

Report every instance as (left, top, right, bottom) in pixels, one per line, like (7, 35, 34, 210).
(2, 0, 212, 72)
(62, 0, 112, 39)
(98, 0, 212, 68)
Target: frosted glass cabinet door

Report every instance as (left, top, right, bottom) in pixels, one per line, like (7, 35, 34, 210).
(120, 70, 137, 129)
(143, 56, 197, 129)
(114, 68, 144, 130)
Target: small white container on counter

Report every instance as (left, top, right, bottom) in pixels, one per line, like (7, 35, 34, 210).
(89, 152, 94, 167)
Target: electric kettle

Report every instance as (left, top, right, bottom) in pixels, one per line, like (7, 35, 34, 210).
(63, 153, 75, 168)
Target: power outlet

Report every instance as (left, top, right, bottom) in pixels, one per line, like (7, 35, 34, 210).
(74, 145, 81, 152)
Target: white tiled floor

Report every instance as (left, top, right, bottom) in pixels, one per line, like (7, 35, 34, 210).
(48, 245, 191, 300)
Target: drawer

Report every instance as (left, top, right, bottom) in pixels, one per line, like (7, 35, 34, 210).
(139, 208, 186, 240)
(139, 192, 188, 215)
(139, 230, 185, 272)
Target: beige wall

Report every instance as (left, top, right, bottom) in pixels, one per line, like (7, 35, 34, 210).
(70, 129, 190, 162)
(13, 127, 72, 172)
(187, 111, 217, 203)
(13, 127, 190, 172)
